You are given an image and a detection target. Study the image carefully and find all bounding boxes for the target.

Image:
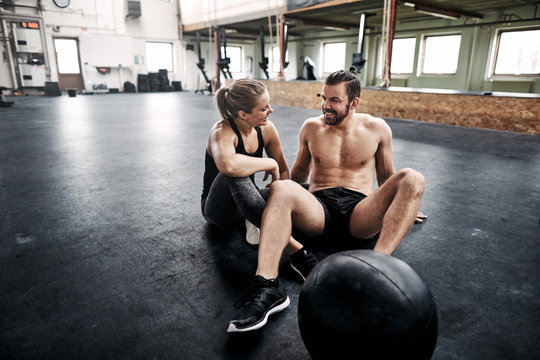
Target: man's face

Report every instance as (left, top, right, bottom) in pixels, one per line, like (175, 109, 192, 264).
(321, 83, 351, 126)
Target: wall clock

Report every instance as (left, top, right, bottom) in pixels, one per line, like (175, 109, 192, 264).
(53, 0, 70, 8)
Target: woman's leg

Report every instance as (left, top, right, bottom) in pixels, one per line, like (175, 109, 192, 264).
(203, 175, 305, 255)
(202, 174, 266, 227)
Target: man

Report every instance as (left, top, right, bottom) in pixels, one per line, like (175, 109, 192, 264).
(227, 67, 427, 333)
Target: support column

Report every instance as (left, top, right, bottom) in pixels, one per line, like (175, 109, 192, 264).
(352, 13, 367, 73)
(381, 0, 397, 87)
(279, 14, 286, 79)
(1, 19, 19, 91)
(214, 27, 220, 90)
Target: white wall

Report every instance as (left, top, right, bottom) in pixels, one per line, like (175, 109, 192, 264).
(179, 0, 287, 90)
(1, 0, 293, 92)
(3, 1, 537, 94)
(181, 0, 284, 27)
(0, 22, 15, 89)
(0, 0, 183, 92)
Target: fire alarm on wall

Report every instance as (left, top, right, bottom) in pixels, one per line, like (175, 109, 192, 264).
(53, 0, 70, 8)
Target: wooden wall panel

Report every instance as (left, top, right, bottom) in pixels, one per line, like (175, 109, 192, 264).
(258, 80, 539, 135)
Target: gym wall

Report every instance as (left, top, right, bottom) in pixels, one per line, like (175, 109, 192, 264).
(259, 79, 539, 135)
(0, 0, 183, 93)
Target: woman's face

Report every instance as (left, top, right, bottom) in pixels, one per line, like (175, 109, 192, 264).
(244, 90, 273, 126)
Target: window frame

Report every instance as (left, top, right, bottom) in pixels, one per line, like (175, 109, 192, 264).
(225, 45, 243, 74)
(145, 41, 174, 72)
(489, 26, 540, 79)
(270, 46, 289, 75)
(390, 37, 417, 75)
(54, 38, 81, 74)
(418, 33, 462, 76)
(322, 41, 346, 74)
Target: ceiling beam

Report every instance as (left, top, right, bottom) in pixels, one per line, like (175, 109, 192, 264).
(285, 14, 354, 30)
(401, 0, 483, 19)
(285, 0, 363, 15)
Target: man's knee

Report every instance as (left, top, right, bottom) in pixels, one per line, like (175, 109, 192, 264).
(396, 168, 425, 197)
(269, 179, 296, 194)
(268, 180, 309, 211)
(268, 179, 296, 202)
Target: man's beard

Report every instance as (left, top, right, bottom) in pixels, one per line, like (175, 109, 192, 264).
(323, 103, 350, 125)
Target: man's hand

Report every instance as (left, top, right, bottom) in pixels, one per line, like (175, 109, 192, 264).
(415, 212, 427, 223)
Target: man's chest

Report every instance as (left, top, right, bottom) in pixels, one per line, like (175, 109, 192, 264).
(308, 132, 379, 168)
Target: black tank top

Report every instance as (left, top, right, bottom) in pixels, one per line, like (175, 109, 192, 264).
(201, 120, 264, 202)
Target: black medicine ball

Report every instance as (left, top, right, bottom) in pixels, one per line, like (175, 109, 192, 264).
(298, 250, 438, 360)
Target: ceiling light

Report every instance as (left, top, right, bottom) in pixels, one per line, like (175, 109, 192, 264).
(414, 4, 459, 19)
(351, 7, 384, 15)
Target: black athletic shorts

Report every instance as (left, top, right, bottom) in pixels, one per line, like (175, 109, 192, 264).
(295, 187, 379, 252)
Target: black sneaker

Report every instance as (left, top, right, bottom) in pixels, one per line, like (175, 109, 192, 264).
(227, 275, 290, 333)
(290, 249, 318, 282)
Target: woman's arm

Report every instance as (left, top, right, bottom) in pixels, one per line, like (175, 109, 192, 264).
(262, 121, 290, 180)
(210, 123, 279, 179)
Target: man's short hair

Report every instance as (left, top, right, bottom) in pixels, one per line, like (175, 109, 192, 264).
(325, 66, 361, 102)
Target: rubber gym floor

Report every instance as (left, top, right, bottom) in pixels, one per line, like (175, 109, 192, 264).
(1, 91, 539, 360)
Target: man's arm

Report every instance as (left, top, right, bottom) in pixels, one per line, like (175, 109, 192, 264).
(374, 119, 395, 187)
(291, 121, 312, 183)
(374, 118, 427, 223)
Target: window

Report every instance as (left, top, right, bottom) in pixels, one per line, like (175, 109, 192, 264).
(225, 46, 242, 73)
(391, 38, 416, 74)
(54, 39, 80, 74)
(493, 28, 540, 76)
(421, 34, 461, 74)
(271, 46, 288, 74)
(271, 46, 280, 73)
(323, 42, 346, 73)
(145, 42, 173, 72)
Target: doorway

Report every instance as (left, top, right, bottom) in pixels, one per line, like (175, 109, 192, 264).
(53, 38, 84, 92)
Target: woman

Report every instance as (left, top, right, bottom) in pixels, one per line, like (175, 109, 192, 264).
(202, 79, 319, 332)
(201, 78, 290, 243)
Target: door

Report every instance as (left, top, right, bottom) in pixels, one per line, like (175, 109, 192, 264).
(53, 38, 84, 92)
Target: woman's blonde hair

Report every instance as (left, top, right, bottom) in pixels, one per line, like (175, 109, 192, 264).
(215, 79, 267, 121)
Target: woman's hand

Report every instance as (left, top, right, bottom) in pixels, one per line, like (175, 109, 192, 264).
(263, 161, 280, 187)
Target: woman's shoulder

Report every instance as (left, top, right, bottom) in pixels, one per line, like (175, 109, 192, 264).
(212, 119, 236, 133)
(210, 120, 236, 141)
(260, 120, 279, 138)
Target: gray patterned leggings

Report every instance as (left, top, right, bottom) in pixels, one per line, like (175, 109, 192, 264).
(201, 173, 270, 228)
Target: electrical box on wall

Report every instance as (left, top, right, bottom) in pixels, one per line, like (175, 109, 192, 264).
(10, 21, 47, 88)
(127, 0, 141, 18)
(13, 26, 43, 53)
(19, 63, 47, 87)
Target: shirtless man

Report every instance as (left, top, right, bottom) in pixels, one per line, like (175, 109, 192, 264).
(227, 67, 426, 333)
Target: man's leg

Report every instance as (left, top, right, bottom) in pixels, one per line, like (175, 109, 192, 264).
(258, 188, 304, 255)
(228, 180, 325, 333)
(348, 168, 425, 255)
(256, 180, 326, 280)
